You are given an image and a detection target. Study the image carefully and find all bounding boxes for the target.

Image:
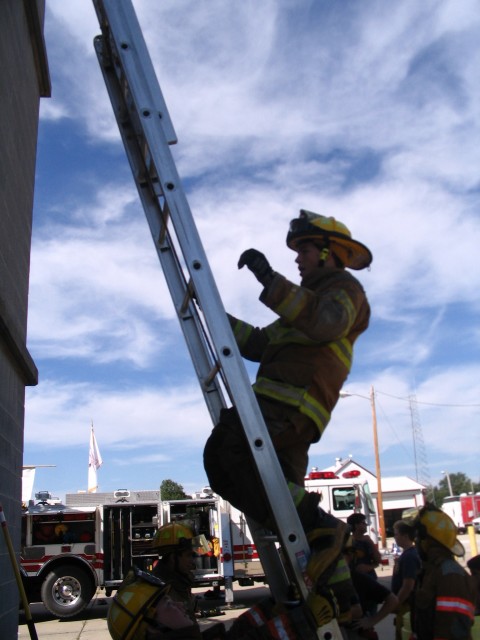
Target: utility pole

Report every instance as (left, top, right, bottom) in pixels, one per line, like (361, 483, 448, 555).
(339, 387, 387, 549)
(442, 470, 453, 496)
(370, 386, 386, 549)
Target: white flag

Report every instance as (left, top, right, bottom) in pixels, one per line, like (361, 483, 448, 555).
(88, 425, 103, 493)
(22, 468, 36, 503)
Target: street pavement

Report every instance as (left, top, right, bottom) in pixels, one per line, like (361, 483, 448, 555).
(18, 583, 272, 640)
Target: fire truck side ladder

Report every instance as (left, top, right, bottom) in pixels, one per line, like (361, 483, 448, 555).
(92, 2, 341, 637)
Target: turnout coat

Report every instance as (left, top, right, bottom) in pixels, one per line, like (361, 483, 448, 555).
(229, 265, 370, 440)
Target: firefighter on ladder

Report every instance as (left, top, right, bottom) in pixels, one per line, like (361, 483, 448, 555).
(204, 209, 372, 624)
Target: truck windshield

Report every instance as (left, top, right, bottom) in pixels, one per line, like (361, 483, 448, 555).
(331, 486, 356, 511)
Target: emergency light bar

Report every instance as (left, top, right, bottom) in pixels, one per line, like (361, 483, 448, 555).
(342, 470, 361, 478)
(308, 471, 338, 480)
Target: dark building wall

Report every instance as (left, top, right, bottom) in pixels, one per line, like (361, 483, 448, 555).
(0, 1, 49, 636)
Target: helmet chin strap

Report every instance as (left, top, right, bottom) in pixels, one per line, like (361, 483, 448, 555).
(173, 551, 182, 574)
(417, 539, 429, 561)
(318, 246, 330, 267)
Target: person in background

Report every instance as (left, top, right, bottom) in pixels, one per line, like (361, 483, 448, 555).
(466, 555, 480, 640)
(343, 569, 399, 639)
(346, 512, 381, 618)
(466, 555, 480, 619)
(409, 503, 475, 640)
(347, 513, 382, 580)
(390, 519, 421, 640)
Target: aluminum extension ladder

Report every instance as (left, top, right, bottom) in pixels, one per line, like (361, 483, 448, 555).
(92, 2, 342, 638)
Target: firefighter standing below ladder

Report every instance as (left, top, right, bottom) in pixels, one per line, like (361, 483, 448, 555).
(204, 210, 372, 600)
(129, 522, 325, 640)
(151, 524, 199, 626)
(408, 504, 476, 640)
(145, 523, 226, 640)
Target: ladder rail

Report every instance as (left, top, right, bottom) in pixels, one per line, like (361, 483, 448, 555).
(92, 0, 337, 619)
(94, 34, 228, 421)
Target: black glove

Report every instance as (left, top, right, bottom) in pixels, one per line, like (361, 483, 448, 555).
(238, 249, 274, 286)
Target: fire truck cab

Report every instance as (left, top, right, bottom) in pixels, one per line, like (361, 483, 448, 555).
(305, 468, 378, 543)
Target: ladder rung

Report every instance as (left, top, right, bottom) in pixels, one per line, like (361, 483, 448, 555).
(158, 211, 170, 245)
(180, 281, 195, 315)
(204, 362, 221, 388)
(254, 533, 278, 544)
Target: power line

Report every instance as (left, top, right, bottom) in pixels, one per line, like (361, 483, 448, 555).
(374, 395, 412, 462)
(375, 390, 480, 408)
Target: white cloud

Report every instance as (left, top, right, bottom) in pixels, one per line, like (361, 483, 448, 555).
(25, 379, 211, 449)
(26, 0, 480, 498)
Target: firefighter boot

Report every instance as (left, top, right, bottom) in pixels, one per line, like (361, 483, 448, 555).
(306, 586, 339, 628)
(306, 519, 350, 587)
(296, 491, 350, 587)
(325, 556, 357, 625)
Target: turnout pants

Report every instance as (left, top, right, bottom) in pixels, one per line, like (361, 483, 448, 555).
(203, 404, 356, 619)
(203, 402, 316, 527)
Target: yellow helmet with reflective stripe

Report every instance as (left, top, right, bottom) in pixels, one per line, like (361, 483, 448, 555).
(152, 523, 194, 554)
(406, 503, 465, 557)
(287, 210, 372, 270)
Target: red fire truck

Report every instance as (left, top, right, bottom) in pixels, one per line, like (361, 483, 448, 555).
(21, 491, 161, 618)
(20, 489, 252, 618)
(21, 472, 377, 619)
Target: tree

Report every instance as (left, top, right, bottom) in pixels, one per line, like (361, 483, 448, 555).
(433, 472, 480, 507)
(160, 479, 190, 500)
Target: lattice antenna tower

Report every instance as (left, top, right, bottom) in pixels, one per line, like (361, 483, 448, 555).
(409, 394, 432, 496)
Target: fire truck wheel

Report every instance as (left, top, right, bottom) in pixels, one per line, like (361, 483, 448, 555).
(41, 564, 95, 618)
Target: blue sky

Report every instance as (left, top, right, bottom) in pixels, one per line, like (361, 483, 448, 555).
(24, 0, 480, 501)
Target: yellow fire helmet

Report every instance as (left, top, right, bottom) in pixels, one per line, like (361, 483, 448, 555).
(404, 503, 465, 557)
(152, 523, 194, 555)
(286, 209, 372, 270)
(108, 567, 170, 640)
